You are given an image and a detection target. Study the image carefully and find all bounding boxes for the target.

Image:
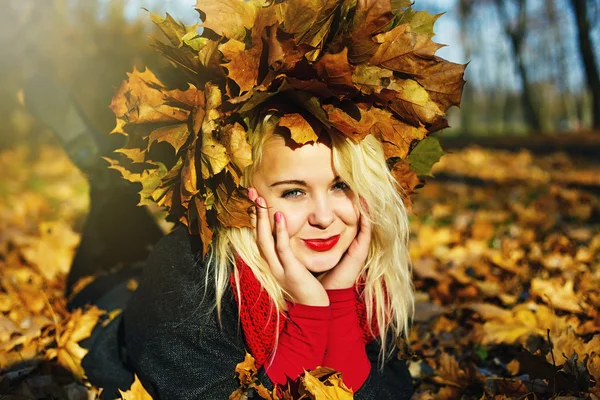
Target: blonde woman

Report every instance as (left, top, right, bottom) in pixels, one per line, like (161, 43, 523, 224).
(80, 0, 465, 396)
(85, 109, 411, 399)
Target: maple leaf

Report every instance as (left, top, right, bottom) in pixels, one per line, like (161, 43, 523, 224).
(407, 137, 445, 176)
(314, 48, 355, 88)
(278, 113, 319, 144)
(343, 0, 393, 64)
(378, 78, 445, 126)
(299, 367, 354, 399)
(530, 278, 588, 313)
(19, 221, 80, 281)
(370, 24, 444, 73)
(147, 123, 190, 154)
(219, 39, 260, 94)
(119, 375, 153, 400)
(46, 306, 104, 380)
(396, 9, 442, 37)
(149, 12, 199, 48)
(197, 0, 261, 41)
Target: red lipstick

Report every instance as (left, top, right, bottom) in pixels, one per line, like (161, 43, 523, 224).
(302, 235, 340, 252)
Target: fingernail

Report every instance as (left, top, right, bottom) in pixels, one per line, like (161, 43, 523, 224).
(257, 197, 265, 207)
(275, 212, 282, 223)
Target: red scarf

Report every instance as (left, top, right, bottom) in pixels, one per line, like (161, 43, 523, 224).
(229, 257, 380, 368)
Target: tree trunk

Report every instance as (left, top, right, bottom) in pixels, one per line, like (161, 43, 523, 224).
(494, 0, 543, 133)
(571, 0, 600, 130)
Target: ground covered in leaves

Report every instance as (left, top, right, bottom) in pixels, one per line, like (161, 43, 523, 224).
(0, 144, 599, 399)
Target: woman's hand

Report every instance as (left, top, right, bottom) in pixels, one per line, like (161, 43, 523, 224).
(248, 188, 329, 307)
(319, 199, 372, 290)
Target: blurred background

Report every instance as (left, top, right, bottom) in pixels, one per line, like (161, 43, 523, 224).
(1, 1, 600, 398)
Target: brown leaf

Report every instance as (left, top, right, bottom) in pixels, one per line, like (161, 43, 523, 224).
(369, 24, 444, 73)
(322, 103, 379, 142)
(278, 113, 319, 144)
(314, 48, 354, 87)
(347, 0, 394, 63)
(219, 39, 260, 94)
(378, 78, 444, 126)
(215, 184, 253, 229)
(413, 59, 467, 112)
(390, 160, 421, 194)
(192, 196, 213, 258)
(370, 110, 428, 159)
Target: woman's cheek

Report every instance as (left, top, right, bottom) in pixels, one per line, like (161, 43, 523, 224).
(279, 207, 306, 237)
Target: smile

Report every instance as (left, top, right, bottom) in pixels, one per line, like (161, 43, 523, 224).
(302, 235, 341, 252)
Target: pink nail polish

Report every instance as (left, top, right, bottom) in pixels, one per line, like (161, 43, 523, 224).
(275, 212, 281, 223)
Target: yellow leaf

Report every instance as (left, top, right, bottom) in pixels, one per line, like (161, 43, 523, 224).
(48, 306, 104, 380)
(300, 367, 354, 399)
(119, 375, 153, 400)
(530, 278, 587, 313)
(222, 123, 253, 173)
(197, 0, 261, 41)
(148, 123, 191, 154)
(219, 39, 260, 94)
(278, 113, 319, 144)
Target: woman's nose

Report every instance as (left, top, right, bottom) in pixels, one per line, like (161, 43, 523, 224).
(307, 195, 335, 228)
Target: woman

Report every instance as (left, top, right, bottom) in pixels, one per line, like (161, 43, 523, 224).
(100, 110, 414, 399)
(81, 0, 465, 397)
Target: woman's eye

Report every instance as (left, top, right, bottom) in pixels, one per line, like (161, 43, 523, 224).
(281, 189, 304, 198)
(333, 181, 350, 191)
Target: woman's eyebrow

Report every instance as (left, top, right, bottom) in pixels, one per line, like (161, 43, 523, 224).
(270, 176, 341, 187)
(270, 179, 307, 187)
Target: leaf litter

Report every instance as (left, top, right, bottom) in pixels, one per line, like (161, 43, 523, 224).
(1, 144, 599, 399)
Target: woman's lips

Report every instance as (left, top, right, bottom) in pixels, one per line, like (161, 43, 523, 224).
(302, 235, 341, 252)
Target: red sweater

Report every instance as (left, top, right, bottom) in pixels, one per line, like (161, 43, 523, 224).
(230, 257, 376, 391)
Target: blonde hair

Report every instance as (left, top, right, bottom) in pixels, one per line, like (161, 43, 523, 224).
(205, 110, 414, 367)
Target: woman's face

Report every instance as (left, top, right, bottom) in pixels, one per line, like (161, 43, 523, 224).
(252, 136, 360, 274)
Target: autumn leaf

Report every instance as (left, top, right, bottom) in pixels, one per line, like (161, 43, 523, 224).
(149, 12, 198, 48)
(278, 113, 319, 144)
(347, 0, 394, 63)
(314, 48, 355, 88)
(119, 375, 153, 400)
(530, 278, 588, 313)
(19, 221, 80, 281)
(370, 24, 444, 73)
(46, 306, 104, 380)
(221, 122, 254, 177)
(148, 123, 190, 154)
(396, 9, 442, 37)
(299, 367, 354, 399)
(407, 137, 445, 176)
(197, 0, 261, 41)
(219, 39, 260, 94)
(370, 110, 428, 159)
(379, 78, 445, 126)
(215, 183, 253, 229)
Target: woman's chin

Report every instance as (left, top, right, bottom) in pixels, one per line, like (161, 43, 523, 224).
(296, 249, 344, 274)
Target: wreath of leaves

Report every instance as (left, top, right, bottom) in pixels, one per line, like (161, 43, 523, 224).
(106, 0, 466, 256)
